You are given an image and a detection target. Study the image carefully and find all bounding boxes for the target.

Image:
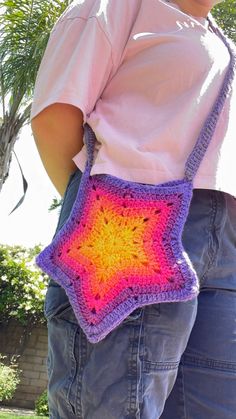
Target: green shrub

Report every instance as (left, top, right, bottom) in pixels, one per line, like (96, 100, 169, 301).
(212, 0, 236, 44)
(0, 354, 21, 402)
(35, 389, 49, 416)
(0, 244, 48, 325)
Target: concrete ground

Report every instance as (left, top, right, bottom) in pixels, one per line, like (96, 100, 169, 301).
(0, 406, 35, 416)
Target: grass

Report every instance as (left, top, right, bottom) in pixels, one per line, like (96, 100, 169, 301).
(0, 414, 48, 419)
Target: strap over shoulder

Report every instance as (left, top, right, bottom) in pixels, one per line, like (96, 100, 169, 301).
(83, 17, 236, 183)
(184, 18, 236, 181)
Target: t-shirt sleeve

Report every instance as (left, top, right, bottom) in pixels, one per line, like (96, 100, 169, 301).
(30, 13, 113, 123)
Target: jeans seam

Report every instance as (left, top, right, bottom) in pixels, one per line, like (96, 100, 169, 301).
(207, 192, 218, 265)
(65, 325, 79, 417)
(126, 320, 143, 417)
(142, 360, 179, 373)
(75, 331, 87, 419)
(200, 192, 220, 283)
(183, 354, 236, 372)
(201, 192, 228, 287)
(137, 310, 145, 417)
(181, 361, 187, 419)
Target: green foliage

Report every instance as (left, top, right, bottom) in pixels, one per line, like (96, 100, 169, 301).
(0, 0, 73, 190)
(48, 197, 62, 212)
(0, 415, 48, 419)
(0, 0, 73, 103)
(0, 244, 48, 325)
(0, 354, 21, 402)
(212, 0, 236, 43)
(35, 389, 49, 417)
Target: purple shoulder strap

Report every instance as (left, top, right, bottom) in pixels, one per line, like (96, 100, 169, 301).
(184, 17, 236, 181)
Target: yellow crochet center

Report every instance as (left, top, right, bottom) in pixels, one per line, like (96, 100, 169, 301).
(77, 207, 153, 284)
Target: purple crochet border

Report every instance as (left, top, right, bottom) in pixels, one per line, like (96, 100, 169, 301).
(37, 176, 198, 343)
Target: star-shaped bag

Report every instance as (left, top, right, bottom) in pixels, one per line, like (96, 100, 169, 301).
(36, 22, 235, 343)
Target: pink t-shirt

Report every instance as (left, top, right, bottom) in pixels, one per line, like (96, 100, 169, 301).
(31, 0, 236, 197)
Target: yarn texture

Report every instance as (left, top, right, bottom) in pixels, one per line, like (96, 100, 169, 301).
(36, 22, 236, 343)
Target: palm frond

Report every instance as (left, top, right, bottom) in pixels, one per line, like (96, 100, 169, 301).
(0, 0, 73, 190)
(0, 0, 72, 114)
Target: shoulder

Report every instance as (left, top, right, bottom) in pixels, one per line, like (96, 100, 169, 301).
(57, 0, 141, 19)
(53, 0, 142, 36)
(50, 0, 142, 66)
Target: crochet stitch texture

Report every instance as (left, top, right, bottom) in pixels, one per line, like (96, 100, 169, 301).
(36, 20, 236, 343)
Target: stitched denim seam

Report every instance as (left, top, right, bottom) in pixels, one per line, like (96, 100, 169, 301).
(207, 192, 218, 265)
(75, 331, 87, 419)
(183, 355, 236, 372)
(214, 191, 228, 268)
(137, 310, 145, 417)
(66, 325, 79, 416)
(126, 322, 143, 417)
(143, 360, 179, 372)
(177, 362, 187, 419)
(201, 192, 221, 283)
(182, 361, 188, 419)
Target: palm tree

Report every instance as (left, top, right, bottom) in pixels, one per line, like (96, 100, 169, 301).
(0, 0, 72, 192)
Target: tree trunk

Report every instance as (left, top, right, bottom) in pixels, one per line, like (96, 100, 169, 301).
(0, 122, 19, 192)
(0, 104, 31, 193)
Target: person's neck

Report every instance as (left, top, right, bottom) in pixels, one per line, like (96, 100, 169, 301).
(170, 0, 211, 18)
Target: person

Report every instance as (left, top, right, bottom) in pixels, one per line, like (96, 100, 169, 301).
(30, 0, 236, 418)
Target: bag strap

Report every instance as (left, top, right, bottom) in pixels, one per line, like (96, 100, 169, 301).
(184, 18, 236, 181)
(83, 124, 96, 170)
(84, 17, 236, 181)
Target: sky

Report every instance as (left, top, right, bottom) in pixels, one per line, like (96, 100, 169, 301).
(0, 125, 60, 248)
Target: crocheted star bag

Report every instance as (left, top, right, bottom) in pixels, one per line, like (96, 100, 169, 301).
(36, 25, 235, 343)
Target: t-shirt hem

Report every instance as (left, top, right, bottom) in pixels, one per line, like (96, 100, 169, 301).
(72, 154, 236, 198)
(30, 96, 88, 123)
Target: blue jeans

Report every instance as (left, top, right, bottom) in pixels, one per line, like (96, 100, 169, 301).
(44, 170, 236, 419)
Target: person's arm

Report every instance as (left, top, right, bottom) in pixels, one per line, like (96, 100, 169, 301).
(31, 103, 84, 197)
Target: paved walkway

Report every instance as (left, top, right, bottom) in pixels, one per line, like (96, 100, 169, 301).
(0, 406, 35, 416)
